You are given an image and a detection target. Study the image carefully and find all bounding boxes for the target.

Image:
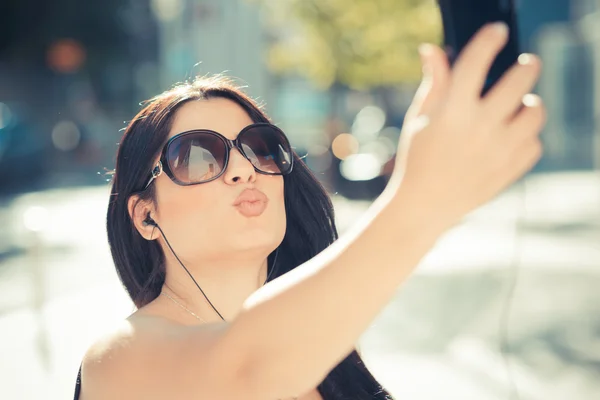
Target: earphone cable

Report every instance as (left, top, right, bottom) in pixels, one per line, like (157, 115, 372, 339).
(154, 223, 226, 321)
(265, 247, 280, 283)
(153, 223, 280, 322)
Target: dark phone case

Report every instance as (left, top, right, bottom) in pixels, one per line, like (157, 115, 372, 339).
(438, 0, 521, 94)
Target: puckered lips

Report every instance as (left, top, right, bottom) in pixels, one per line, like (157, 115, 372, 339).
(233, 188, 269, 217)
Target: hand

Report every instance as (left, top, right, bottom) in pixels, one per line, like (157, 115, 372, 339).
(393, 22, 546, 226)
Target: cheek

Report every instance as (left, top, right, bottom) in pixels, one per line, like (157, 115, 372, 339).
(155, 181, 222, 231)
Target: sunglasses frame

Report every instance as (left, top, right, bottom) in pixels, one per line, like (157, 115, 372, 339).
(143, 122, 294, 190)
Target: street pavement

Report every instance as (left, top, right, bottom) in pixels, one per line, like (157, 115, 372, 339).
(0, 171, 599, 399)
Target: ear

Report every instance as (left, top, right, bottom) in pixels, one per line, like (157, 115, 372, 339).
(127, 194, 158, 241)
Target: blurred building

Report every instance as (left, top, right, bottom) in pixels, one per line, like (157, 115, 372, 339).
(154, 0, 270, 101)
(531, 0, 598, 171)
(518, 0, 571, 51)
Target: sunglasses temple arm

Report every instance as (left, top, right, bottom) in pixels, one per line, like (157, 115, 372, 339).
(143, 161, 164, 191)
(143, 176, 156, 190)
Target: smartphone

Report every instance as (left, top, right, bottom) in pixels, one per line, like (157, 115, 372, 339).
(437, 0, 521, 94)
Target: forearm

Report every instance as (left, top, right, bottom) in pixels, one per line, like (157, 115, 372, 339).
(224, 183, 450, 398)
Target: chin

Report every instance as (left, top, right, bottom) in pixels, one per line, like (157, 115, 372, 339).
(231, 227, 284, 252)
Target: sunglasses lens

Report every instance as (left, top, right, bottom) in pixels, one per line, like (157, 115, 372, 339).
(240, 125, 293, 174)
(166, 133, 226, 184)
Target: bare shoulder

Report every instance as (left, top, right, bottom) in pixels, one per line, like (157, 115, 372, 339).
(82, 313, 169, 372)
(80, 313, 231, 400)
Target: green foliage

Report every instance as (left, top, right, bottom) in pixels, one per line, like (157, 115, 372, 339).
(256, 0, 442, 89)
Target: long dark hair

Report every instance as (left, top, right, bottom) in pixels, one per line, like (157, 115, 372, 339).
(107, 75, 393, 399)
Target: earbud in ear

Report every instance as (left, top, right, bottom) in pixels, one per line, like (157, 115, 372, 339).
(143, 213, 157, 227)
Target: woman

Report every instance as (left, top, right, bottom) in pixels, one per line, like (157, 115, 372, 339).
(76, 23, 545, 400)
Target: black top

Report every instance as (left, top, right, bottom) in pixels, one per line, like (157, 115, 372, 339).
(73, 365, 82, 400)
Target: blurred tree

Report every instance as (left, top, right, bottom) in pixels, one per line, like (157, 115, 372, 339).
(255, 0, 442, 90)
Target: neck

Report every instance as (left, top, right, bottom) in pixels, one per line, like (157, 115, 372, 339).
(161, 251, 271, 322)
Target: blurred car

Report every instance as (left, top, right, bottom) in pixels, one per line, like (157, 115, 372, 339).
(0, 102, 50, 194)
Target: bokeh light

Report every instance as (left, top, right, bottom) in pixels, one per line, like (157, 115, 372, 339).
(0, 103, 14, 130)
(331, 133, 360, 160)
(340, 153, 382, 181)
(351, 105, 386, 142)
(361, 138, 396, 164)
(52, 121, 81, 152)
(47, 39, 86, 74)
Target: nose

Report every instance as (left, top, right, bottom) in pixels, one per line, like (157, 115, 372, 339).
(223, 147, 257, 184)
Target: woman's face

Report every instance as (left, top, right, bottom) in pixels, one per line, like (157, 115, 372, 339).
(149, 98, 287, 262)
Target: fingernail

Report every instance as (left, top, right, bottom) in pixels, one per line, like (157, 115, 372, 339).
(518, 53, 536, 66)
(523, 94, 540, 107)
(491, 22, 508, 36)
(418, 44, 434, 57)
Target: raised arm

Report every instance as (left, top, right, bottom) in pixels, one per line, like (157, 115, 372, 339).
(223, 22, 545, 398)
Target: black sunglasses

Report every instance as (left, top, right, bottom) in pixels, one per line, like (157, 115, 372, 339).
(143, 123, 294, 190)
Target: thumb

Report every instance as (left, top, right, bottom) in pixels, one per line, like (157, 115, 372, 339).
(405, 44, 451, 122)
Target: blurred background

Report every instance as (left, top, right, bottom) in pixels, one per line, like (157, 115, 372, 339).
(0, 0, 599, 399)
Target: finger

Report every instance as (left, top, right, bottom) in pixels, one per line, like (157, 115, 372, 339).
(491, 135, 543, 194)
(482, 54, 542, 122)
(489, 137, 543, 197)
(505, 94, 547, 147)
(509, 137, 543, 179)
(418, 44, 451, 117)
(405, 44, 451, 121)
(450, 22, 510, 99)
